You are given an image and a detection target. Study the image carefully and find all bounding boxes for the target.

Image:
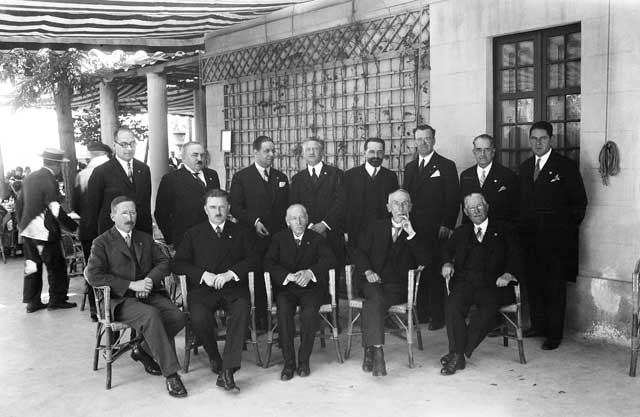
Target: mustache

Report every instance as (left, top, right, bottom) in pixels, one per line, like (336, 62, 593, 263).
(124, 221, 135, 225)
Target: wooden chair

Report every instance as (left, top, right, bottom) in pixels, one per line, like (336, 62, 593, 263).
(168, 273, 263, 372)
(629, 258, 640, 376)
(61, 232, 85, 277)
(263, 269, 343, 368)
(87, 270, 141, 390)
(444, 275, 526, 364)
(343, 264, 424, 368)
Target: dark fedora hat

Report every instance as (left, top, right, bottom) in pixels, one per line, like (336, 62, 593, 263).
(87, 141, 112, 154)
(39, 148, 69, 163)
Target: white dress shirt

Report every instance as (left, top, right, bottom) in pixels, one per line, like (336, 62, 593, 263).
(477, 162, 493, 185)
(184, 164, 206, 185)
(536, 149, 552, 170)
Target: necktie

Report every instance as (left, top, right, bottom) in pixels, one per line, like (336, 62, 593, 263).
(311, 167, 319, 183)
(479, 169, 486, 187)
(419, 158, 425, 174)
(193, 172, 204, 186)
(127, 161, 133, 183)
(264, 168, 270, 182)
(295, 237, 302, 247)
(533, 158, 541, 182)
(215, 226, 222, 238)
(125, 233, 131, 248)
(371, 167, 377, 179)
(475, 227, 483, 242)
(392, 226, 401, 243)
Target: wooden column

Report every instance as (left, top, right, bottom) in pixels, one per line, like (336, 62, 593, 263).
(99, 81, 118, 147)
(146, 72, 169, 217)
(193, 87, 207, 149)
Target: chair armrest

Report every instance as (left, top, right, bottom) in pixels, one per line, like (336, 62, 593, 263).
(345, 264, 355, 301)
(177, 275, 188, 312)
(92, 285, 112, 323)
(264, 272, 273, 311)
(512, 281, 521, 305)
(328, 268, 336, 307)
(248, 272, 255, 308)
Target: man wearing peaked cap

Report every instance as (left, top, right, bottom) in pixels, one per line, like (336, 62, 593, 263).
(17, 148, 78, 313)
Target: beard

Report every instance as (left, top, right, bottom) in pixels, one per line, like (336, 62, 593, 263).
(367, 157, 382, 167)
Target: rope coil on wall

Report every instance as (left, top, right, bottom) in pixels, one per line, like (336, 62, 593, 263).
(598, 141, 619, 186)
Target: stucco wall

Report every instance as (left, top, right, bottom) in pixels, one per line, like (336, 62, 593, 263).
(429, 0, 640, 344)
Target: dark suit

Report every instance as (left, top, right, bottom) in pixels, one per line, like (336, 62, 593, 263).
(290, 163, 345, 264)
(264, 229, 336, 366)
(230, 164, 289, 319)
(518, 150, 587, 342)
(17, 167, 78, 305)
(442, 220, 523, 357)
(403, 152, 459, 323)
(154, 166, 220, 247)
(86, 158, 152, 239)
(85, 227, 184, 377)
(343, 165, 398, 253)
(354, 218, 430, 346)
(459, 162, 519, 224)
(172, 221, 256, 370)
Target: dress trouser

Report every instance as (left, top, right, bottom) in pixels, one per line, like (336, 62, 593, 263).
(445, 282, 506, 357)
(81, 240, 96, 315)
(22, 237, 68, 305)
(276, 284, 325, 366)
(187, 286, 249, 370)
(416, 236, 445, 324)
(361, 282, 406, 347)
(114, 293, 185, 377)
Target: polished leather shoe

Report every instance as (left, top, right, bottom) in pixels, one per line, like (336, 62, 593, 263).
(26, 301, 48, 313)
(523, 328, 543, 338)
(297, 361, 310, 377)
(541, 339, 560, 350)
(209, 358, 223, 374)
(440, 352, 455, 366)
(362, 346, 374, 372)
(90, 313, 98, 322)
(428, 320, 445, 331)
(280, 365, 295, 381)
(372, 346, 387, 377)
(166, 373, 187, 398)
(216, 369, 240, 391)
(131, 346, 162, 376)
(47, 301, 77, 310)
(440, 354, 465, 375)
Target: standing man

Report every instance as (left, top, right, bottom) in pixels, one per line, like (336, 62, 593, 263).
(519, 121, 587, 350)
(343, 138, 398, 255)
(403, 124, 459, 329)
(17, 148, 78, 313)
(440, 193, 522, 375)
(459, 134, 519, 224)
(264, 204, 336, 381)
(73, 141, 112, 321)
(86, 196, 187, 397)
(230, 135, 289, 324)
(155, 141, 220, 248)
(173, 189, 256, 391)
(290, 137, 345, 265)
(353, 189, 430, 376)
(86, 127, 152, 239)
(168, 151, 181, 170)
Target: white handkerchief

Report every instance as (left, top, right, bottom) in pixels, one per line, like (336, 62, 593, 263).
(430, 170, 441, 178)
(498, 186, 507, 192)
(279, 181, 287, 188)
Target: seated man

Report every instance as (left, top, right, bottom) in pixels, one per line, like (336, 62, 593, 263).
(440, 193, 522, 375)
(173, 189, 257, 391)
(353, 189, 430, 377)
(85, 196, 187, 398)
(264, 204, 336, 381)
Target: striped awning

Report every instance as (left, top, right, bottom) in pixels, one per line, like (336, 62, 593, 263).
(0, 0, 307, 52)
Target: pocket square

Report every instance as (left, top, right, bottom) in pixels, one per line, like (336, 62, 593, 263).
(279, 181, 287, 188)
(498, 186, 507, 192)
(430, 170, 441, 178)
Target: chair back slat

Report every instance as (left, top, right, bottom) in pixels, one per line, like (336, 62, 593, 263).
(264, 272, 273, 310)
(178, 275, 188, 311)
(412, 266, 424, 307)
(513, 282, 521, 304)
(345, 264, 354, 300)
(329, 268, 336, 307)
(248, 272, 255, 306)
(407, 270, 415, 305)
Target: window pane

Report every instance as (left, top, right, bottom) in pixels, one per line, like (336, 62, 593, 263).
(566, 122, 580, 148)
(566, 61, 580, 87)
(547, 64, 565, 89)
(502, 126, 517, 149)
(517, 99, 534, 122)
(567, 33, 581, 59)
(518, 125, 531, 153)
(548, 36, 565, 61)
(501, 43, 516, 67)
(547, 96, 565, 120)
(552, 122, 565, 149)
(517, 67, 534, 91)
(518, 41, 534, 65)
(501, 69, 516, 93)
(501, 100, 516, 123)
(566, 94, 581, 119)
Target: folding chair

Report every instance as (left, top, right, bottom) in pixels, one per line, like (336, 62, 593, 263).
(343, 264, 424, 368)
(263, 268, 343, 368)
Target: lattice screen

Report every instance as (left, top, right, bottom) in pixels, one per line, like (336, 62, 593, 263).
(224, 50, 419, 186)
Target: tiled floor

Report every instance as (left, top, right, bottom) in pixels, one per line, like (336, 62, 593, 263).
(1, 257, 638, 417)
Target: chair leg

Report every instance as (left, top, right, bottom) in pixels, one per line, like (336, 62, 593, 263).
(264, 312, 274, 368)
(344, 307, 354, 360)
(93, 323, 103, 371)
(413, 309, 424, 351)
(250, 307, 263, 367)
(183, 325, 191, 373)
(80, 289, 87, 312)
(320, 323, 327, 349)
(407, 310, 415, 368)
(105, 327, 113, 390)
(330, 307, 343, 363)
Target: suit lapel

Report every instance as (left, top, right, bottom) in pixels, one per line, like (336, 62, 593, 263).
(422, 153, 439, 180)
(131, 231, 144, 266)
(111, 158, 135, 190)
(316, 165, 330, 188)
(203, 169, 217, 189)
(179, 167, 205, 192)
(110, 228, 132, 260)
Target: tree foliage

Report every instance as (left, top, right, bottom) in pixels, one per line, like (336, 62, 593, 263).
(73, 106, 149, 145)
